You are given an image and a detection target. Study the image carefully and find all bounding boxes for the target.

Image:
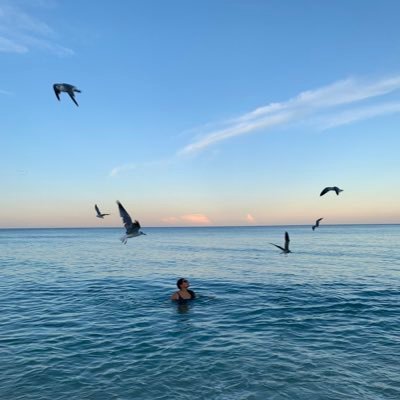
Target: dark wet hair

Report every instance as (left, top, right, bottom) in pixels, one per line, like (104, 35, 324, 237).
(176, 278, 187, 289)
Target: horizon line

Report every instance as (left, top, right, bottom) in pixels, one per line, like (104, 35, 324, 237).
(1, 222, 399, 230)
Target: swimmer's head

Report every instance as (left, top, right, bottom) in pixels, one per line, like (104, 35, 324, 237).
(177, 278, 189, 289)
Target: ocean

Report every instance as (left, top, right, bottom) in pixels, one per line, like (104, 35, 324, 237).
(0, 225, 399, 399)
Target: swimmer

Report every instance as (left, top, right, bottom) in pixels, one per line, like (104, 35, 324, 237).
(171, 278, 196, 302)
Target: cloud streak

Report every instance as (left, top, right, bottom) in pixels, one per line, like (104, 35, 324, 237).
(317, 101, 400, 130)
(162, 214, 211, 225)
(0, 3, 73, 56)
(245, 213, 255, 223)
(109, 157, 176, 177)
(109, 163, 136, 177)
(0, 88, 14, 96)
(110, 74, 400, 177)
(178, 75, 400, 155)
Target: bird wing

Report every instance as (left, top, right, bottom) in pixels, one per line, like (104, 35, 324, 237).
(270, 243, 285, 251)
(284, 232, 290, 251)
(68, 91, 79, 107)
(333, 187, 342, 195)
(53, 85, 61, 100)
(95, 204, 101, 215)
(317, 218, 323, 223)
(117, 201, 133, 231)
(320, 187, 331, 196)
(133, 219, 141, 229)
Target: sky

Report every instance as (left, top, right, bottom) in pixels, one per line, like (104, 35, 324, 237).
(1, 0, 400, 228)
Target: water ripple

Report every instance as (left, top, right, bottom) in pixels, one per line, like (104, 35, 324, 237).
(1, 226, 400, 399)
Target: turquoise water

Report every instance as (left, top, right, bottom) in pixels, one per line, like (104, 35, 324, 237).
(0, 225, 399, 399)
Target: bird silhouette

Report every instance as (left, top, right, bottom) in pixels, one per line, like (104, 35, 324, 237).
(117, 200, 146, 244)
(312, 217, 323, 230)
(95, 204, 110, 219)
(270, 231, 291, 254)
(53, 83, 81, 106)
(320, 186, 343, 196)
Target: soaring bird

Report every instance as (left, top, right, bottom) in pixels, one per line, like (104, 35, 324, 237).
(95, 204, 110, 219)
(117, 200, 146, 244)
(270, 231, 291, 254)
(53, 83, 81, 106)
(320, 186, 343, 196)
(312, 217, 323, 231)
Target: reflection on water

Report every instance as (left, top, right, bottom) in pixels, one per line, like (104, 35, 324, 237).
(176, 301, 191, 314)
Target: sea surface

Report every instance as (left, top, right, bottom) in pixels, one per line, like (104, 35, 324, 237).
(0, 225, 399, 400)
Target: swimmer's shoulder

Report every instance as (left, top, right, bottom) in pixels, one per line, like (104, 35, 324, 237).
(171, 291, 180, 301)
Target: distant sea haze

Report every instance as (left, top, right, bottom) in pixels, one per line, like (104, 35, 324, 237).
(1, 225, 399, 399)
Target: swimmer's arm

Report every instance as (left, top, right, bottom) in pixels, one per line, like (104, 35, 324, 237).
(171, 292, 179, 301)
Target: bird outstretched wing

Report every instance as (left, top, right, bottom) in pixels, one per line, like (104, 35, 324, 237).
(320, 187, 331, 196)
(284, 232, 290, 251)
(68, 92, 79, 107)
(117, 201, 133, 230)
(333, 187, 342, 195)
(53, 85, 61, 101)
(270, 243, 285, 251)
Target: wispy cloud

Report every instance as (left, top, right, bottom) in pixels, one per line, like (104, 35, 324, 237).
(0, 88, 14, 95)
(109, 157, 175, 177)
(178, 75, 400, 155)
(245, 213, 255, 223)
(317, 101, 400, 130)
(162, 213, 211, 225)
(0, 2, 73, 56)
(109, 74, 400, 177)
(0, 36, 27, 53)
(109, 163, 136, 177)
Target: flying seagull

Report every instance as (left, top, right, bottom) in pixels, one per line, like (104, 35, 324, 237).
(117, 200, 146, 244)
(53, 83, 81, 106)
(95, 204, 110, 219)
(320, 186, 343, 196)
(270, 231, 291, 254)
(312, 218, 323, 231)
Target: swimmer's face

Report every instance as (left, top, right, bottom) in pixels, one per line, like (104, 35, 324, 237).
(181, 279, 189, 288)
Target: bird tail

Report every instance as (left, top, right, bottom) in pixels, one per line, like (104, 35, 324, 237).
(120, 235, 127, 244)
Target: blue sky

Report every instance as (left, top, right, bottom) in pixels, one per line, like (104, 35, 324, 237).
(1, 0, 400, 228)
